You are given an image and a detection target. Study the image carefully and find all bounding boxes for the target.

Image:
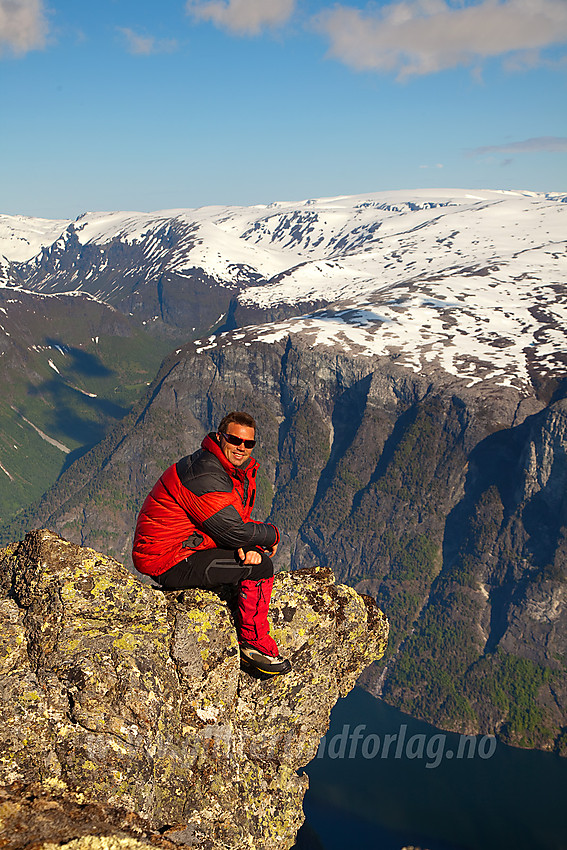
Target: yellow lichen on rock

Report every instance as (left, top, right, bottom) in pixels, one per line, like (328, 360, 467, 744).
(41, 838, 156, 850)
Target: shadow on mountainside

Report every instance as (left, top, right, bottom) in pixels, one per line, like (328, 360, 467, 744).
(44, 338, 114, 377)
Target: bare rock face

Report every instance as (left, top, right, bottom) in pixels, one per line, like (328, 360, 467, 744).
(0, 530, 388, 849)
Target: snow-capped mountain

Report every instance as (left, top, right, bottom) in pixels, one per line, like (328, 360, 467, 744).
(1, 189, 565, 391)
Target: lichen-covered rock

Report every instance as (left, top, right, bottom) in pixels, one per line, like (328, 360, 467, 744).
(0, 781, 176, 850)
(0, 530, 388, 849)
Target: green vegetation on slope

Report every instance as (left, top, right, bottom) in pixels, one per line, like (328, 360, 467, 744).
(0, 329, 180, 536)
(466, 651, 557, 748)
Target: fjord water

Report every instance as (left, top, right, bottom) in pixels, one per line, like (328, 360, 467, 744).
(301, 687, 567, 850)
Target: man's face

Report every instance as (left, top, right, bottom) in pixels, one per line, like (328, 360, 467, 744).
(219, 422, 255, 468)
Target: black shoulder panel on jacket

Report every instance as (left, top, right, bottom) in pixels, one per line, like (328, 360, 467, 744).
(176, 450, 232, 496)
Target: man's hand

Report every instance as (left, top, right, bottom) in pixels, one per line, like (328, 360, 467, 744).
(237, 548, 262, 565)
(265, 542, 278, 558)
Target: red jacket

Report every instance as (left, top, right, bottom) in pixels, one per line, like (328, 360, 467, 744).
(132, 433, 279, 577)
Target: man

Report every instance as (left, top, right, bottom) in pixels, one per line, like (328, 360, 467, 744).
(132, 411, 291, 676)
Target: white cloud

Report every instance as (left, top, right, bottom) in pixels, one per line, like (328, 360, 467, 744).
(186, 0, 295, 36)
(314, 0, 567, 79)
(469, 136, 567, 155)
(118, 27, 178, 55)
(0, 0, 48, 56)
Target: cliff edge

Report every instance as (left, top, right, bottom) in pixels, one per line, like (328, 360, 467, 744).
(0, 530, 388, 849)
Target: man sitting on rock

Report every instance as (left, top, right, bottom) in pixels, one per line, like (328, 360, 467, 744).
(132, 410, 291, 676)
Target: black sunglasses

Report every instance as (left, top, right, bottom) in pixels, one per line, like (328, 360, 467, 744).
(220, 431, 256, 449)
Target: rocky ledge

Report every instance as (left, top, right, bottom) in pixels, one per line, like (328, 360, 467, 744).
(0, 530, 388, 849)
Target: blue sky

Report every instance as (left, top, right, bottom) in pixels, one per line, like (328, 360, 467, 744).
(1, 0, 566, 219)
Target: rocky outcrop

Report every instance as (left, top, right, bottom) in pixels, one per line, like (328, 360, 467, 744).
(0, 530, 388, 849)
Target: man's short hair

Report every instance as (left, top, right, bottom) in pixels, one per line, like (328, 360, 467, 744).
(218, 411, 256, 434)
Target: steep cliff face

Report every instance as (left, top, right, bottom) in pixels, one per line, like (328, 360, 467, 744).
(0, 529, 388, 849)
(6, 337, 567, 751)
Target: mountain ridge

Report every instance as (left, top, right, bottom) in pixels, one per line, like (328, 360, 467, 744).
(2, 188, 565, 391)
